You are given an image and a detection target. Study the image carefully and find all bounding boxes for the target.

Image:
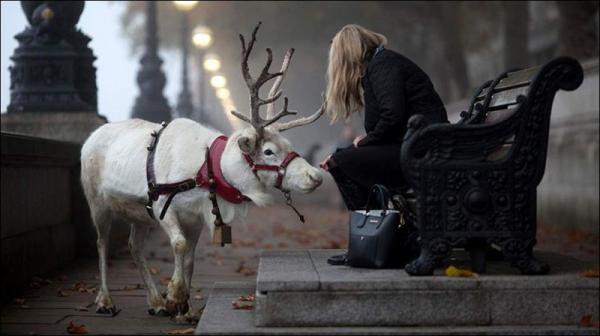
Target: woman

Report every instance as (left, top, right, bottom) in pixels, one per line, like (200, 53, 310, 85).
(321, 24, 448, 265)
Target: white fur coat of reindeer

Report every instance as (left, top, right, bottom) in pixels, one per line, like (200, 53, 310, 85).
(80, 22, 325, 320)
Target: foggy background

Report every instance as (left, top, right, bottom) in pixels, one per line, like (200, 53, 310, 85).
(2, 1, 598, 158)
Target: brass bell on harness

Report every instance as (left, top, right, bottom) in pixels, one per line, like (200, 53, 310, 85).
(212, 224, 232, 246)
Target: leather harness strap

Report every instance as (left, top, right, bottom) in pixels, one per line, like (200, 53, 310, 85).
(242, 151, 300, 190)
(145, 123, 304, 222)
(145, 122, 196, 220)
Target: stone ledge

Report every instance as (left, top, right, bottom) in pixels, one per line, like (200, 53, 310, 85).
(255, 249, 599, 327)
(196, 282, 599, 335)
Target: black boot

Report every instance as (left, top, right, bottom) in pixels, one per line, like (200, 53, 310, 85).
(327, 252, 347, 265)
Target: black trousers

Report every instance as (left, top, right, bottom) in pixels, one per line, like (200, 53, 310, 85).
(329, 166, 369, 210)
(328, 144, 407, 211)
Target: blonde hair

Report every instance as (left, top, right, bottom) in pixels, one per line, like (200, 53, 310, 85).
(326, 24, 387, 123)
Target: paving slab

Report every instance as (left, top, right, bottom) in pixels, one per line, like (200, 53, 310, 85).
(256, 250, 320, 292)
(197, 282, 599, 335)
(256, 249, 600, 327)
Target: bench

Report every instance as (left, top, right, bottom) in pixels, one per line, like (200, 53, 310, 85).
(400, 57, 584, 276)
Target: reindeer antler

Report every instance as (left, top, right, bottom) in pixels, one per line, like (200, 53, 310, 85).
(231, 22, 297, 137)
(231, 22, 325, 136)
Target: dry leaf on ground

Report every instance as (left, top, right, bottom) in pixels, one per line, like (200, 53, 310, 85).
(580, 314, 600, 328)
(66, 321, 88, 334)
(238, 294, 255, 302)
(166, 327, 195, 334)
(235, 264, 256, 276)
(578, 267, 599, 278)
(74, 306, 89, 311)
(194, 294, 203, 300)
(445, 266, 479, 278)
(150, 267, 160, 275)
(231, 301, 254, 310)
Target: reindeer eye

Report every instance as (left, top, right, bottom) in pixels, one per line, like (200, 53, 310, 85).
(263, 149, 274, 156)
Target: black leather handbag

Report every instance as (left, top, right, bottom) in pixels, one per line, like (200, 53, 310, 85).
(346, 184, 419, 269)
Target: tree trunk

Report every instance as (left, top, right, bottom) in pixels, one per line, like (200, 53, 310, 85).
(556, 1, 599, 60)
(502, 1, 530, 69)
(431, 2, 470, 100)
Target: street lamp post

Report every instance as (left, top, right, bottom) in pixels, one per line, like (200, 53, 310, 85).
(173, 1, 197, 119)
(191, 26, 213, 123)
(132, 1, 171, 122)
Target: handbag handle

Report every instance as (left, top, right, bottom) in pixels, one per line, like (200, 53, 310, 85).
(364, 184, 391, 214)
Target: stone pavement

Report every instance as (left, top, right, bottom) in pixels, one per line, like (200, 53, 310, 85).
(1, 201, 598, 335)
(0, 204, 347, 335)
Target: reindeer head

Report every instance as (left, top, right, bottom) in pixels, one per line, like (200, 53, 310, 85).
(231, 22, 325, 194)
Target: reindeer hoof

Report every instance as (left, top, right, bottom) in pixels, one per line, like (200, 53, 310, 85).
(96, 305, 117, 315)
(148, 307, 169, 316)
(172, 312, 197, 324)
(165, 299, 189, 316)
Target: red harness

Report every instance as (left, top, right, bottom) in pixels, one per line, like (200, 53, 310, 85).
(145, 125, 301, 220)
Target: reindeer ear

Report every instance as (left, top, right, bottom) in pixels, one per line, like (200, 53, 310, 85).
(237, 135, 256, 154)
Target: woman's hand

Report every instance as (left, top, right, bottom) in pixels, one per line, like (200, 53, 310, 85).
(319, 154, 332, 171)
(352, 135, 366, 147)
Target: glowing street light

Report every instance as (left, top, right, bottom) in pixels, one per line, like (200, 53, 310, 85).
(216, 88, 230, 99)
(172, 1, 198, 11)
(192, 25, 212, 49)
(203, 53, 221, 72)
(210, 75, 227, 88)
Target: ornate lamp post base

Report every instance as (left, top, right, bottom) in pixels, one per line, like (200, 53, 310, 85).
(7, 1, 97, 113)
(2, 1, 106, 144)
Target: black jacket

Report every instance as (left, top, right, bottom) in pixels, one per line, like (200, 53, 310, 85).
(358, 48, 448, 147)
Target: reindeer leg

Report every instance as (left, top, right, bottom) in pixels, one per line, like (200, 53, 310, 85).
(159, 212, 190, 318)
(129, 223, 168, 316)
(181, 226, 202, 323)
(92, 207, 117, 314)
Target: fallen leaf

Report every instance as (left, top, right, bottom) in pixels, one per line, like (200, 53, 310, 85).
(235, 262, 257, 276)
(166, 327, 195, 334)
(74, 306, 89, 311)
(238, 294, 255, 302)
(578, 267, 599, 278)
(579, 314, 600, 328)
(231, 301, 254, 310)
(445, 266, 479, 278)
(57, 290, 69, 297)
(194, 294, 203, 300)
(67, 321, 88, 334)
(14, 298, 26, 305)
(150, 267, 160, 275)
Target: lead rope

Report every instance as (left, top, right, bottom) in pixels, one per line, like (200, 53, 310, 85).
(283, 191, 305, 223)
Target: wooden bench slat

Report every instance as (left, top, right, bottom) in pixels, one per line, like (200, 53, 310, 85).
(496, 67, 539, 90)
(488, 85, 529, 107)
(475, 67, 538, 100)
(483, 107, 518, 124)
(486, 144, 512, 161)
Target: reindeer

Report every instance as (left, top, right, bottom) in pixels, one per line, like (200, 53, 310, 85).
(80, 22, 325, 321)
